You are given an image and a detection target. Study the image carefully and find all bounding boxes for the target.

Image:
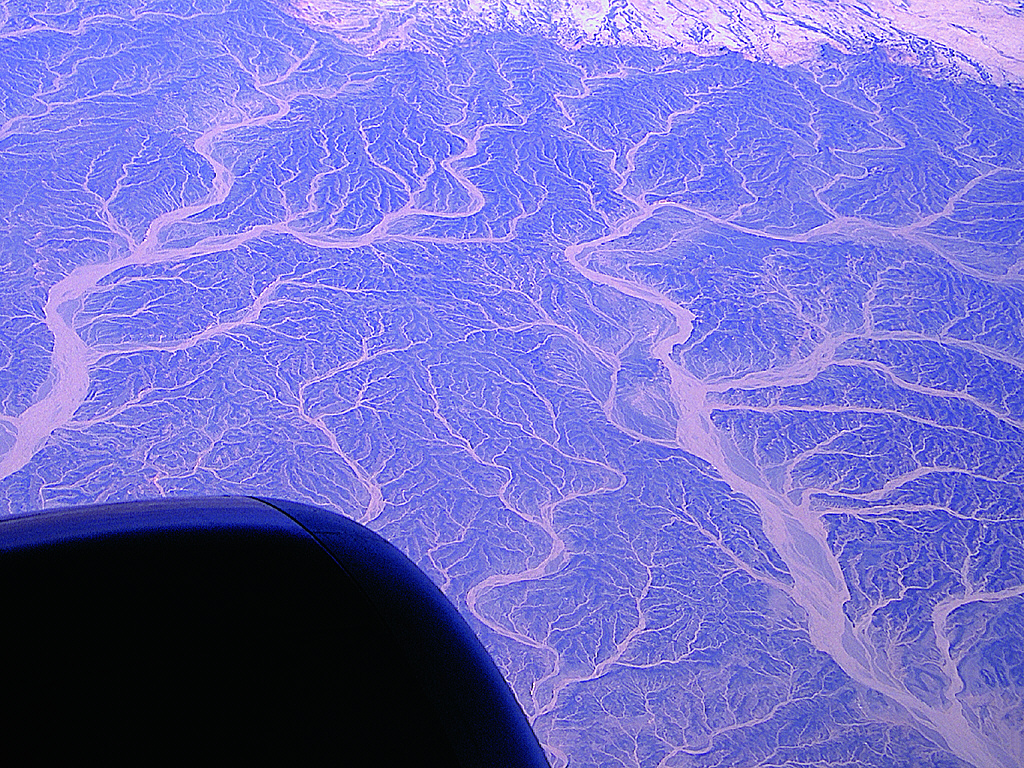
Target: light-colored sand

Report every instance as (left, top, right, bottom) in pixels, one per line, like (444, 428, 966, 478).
(283, 0, 1024, 84)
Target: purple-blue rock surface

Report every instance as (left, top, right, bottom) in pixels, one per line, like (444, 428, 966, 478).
(1, 2, 1022, 765)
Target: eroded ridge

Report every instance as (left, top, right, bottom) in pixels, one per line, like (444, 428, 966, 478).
(284, 0, 1024, 86)
(1, 2, 1022, 766)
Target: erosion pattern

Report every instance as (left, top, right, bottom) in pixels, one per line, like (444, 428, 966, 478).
(2, 2, 1023, 767)
(285, 0, 1024, 85)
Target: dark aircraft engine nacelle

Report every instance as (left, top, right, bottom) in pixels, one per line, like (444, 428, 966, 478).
(0, 496, 550, 767)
